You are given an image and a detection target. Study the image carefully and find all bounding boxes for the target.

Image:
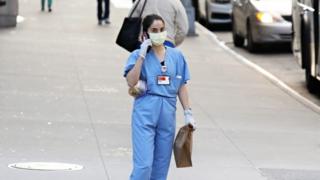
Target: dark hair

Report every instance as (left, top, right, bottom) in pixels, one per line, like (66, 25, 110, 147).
(142, 14, 165, 32)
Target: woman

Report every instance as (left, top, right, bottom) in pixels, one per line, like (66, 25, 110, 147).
(124, 14, 196, 180)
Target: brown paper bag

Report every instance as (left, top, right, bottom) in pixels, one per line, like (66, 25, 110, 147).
(173, 125, 194, 168)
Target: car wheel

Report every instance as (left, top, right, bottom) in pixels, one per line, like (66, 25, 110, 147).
(232, 17, 244, 47)
(246, 21, 258, 52)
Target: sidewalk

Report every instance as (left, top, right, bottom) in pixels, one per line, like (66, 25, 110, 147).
(1, 0, 320, 179)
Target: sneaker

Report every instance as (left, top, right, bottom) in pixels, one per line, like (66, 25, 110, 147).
(98, 20, 102, 25)
(48, 8, 52, 12)
(104, 18, 110, 24)
(41, 8, 45, 11)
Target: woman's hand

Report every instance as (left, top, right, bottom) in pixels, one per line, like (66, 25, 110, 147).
(184, 109, 196, 130)
(139, 39, 152, 59)
(128, 80, 147, 97)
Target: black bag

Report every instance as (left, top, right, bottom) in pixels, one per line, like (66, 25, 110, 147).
(115, 0, 147, 52)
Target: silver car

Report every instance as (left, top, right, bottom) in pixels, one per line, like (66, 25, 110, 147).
(232, 0, 292, 52)
(196, 0, 232, 24)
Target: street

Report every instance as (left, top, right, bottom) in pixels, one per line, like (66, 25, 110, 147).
(1, 0, 320, 179)
(209, 25, 320, 106)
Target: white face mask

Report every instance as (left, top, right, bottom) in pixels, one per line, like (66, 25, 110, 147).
(149, 31, 167, 46)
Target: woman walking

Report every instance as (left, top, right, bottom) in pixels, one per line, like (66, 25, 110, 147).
(124, 14, 196, 180)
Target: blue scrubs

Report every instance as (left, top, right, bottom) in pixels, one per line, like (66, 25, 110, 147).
(124, 47, 190, 180)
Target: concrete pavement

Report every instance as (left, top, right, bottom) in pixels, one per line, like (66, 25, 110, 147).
(1, 0, 320, 179)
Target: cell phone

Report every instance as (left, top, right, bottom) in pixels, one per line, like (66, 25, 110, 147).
(143, 32, 151, 53)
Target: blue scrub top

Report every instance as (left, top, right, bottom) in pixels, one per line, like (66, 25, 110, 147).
(124, 47, 190, 98)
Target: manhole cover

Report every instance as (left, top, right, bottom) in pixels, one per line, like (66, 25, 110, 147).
(8, 162, 83, 171)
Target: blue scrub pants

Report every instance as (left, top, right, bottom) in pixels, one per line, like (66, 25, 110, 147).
(130, 95, 176, 180)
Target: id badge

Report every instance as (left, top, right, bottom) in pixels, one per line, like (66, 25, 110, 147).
(157, 75, 170, 85)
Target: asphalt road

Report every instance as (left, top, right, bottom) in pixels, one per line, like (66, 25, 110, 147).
(206, 24, 320, 107)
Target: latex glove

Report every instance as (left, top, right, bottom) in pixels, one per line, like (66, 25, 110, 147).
(128, 80, 147, 98)
(139, 39, 152, 59)
(184, 109, 196, 130)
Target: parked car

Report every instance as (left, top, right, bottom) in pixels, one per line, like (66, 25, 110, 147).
(292, 0, 320, 93)
(195, 0, 232, 25)
(232, 0, 292, 52)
